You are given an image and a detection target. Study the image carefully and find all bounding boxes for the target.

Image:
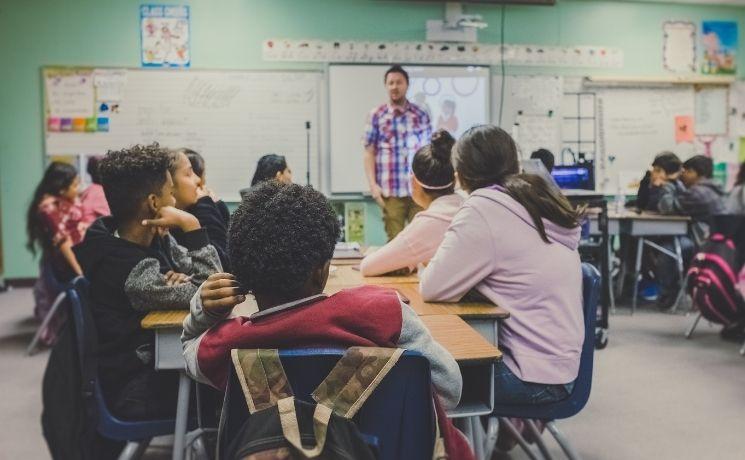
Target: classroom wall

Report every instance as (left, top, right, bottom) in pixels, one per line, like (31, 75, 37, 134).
(1, 0, 744, 278)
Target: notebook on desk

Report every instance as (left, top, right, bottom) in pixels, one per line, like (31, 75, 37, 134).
(333, 242, 364, 259)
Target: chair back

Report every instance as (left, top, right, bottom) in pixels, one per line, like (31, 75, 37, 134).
(65, 277, 176, 441)
(491, 262, 600, 420)
(219, 348, 435, 460)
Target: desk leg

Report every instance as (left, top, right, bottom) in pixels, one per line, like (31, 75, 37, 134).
(632, 237, 644, 315)
(671, 237, 686, 313)
(172, 372, 191, 460)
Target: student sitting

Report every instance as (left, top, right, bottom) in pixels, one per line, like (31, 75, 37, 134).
(658, 155, 726, 239)
(530, 148, 555, 173)
(74, 144, 221, 420)
(79, 155, 110, 225)
(725, 161, 745, 214)
(419, 125, 583, 407)
(636, 151, 682, 211)
(239, 153, 292, 199)
(360, 130, 464, 276)
(653, 155, 725, 307)
(169, 148, 231, 270)
(183, 148, 231, 227)
(181, 181, 472, 459)
(27, 162, 85, 345)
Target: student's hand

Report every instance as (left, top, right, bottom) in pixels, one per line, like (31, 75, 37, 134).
(370, 184, 385, 208)
(200, 273, 246, 312)
(142, 206, 200, 233)
(164, 270, 191, 286)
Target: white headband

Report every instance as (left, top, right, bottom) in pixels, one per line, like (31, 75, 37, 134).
(412, 174, 454, 190)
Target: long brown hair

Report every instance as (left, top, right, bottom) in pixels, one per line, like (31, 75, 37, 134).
(453, 125, 581, 243)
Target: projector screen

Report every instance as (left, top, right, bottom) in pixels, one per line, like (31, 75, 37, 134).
(329, 65, 489, 194)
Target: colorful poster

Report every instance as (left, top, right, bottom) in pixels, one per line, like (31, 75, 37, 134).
(701, 21, 737, 75)
(140, 5, 190, 67)
(675, 115, 695, 143)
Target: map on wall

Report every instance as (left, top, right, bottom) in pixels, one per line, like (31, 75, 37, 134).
(140, 4, 190, 67)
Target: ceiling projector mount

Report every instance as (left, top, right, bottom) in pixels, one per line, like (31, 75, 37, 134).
(426, 2, 488, 43)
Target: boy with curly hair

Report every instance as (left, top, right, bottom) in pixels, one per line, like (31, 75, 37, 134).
(74, 143, 221, 420)
(182, 181, 473, 459)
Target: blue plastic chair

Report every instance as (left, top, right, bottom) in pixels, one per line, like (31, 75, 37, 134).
(487, 263, 600, 460)
(218, 348, 436, 460)
(66, 277, 180, 460)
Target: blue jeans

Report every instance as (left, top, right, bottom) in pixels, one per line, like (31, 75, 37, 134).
(493, 360, 574, 405)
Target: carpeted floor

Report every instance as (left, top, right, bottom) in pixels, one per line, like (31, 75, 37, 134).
(1, 286, 744, 460)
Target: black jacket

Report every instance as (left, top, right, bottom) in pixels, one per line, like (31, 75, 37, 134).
(73, 217, 220, 396)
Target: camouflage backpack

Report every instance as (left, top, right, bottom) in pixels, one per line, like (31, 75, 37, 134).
(222, 347, 446, 460)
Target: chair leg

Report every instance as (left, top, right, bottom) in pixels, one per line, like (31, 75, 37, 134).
(546, 421, 581, 460)
(27, 291, 67, 356)
(499, 418, 540, 460)
(685, 312, 702, 339)
(117, 439, 151, 460)
(483, 416, 499, 460)
(632, 237, 644, 315)
(739, 339, 745, 356)
(525, 420, 553, 460)
(470, 416, 486, 460)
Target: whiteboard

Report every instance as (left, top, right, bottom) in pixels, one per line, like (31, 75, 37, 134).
(44, 68, 323, 202)
(492, 75, 564, 158)
(597, 87, 696, 193)
(329, 65, 489, 194)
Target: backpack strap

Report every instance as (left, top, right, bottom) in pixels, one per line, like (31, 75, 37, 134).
(312, 347, 404, 418)
(277, 397, 332, 458)
(231, 349, 293, 414)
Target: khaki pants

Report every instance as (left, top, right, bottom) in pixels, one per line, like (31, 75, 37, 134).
(382, 196, 422, 241)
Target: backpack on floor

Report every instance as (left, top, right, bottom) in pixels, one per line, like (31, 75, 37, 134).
(223, 347, 446, 460)
(686, 233, 745, 326)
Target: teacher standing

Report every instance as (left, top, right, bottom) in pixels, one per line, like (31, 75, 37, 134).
(363, 65, 432, 240)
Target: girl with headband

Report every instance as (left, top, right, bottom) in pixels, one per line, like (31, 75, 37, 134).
(360, 129, 464, 276)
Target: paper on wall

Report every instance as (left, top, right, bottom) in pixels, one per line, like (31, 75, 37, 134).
(730, 81, 745, 137)
(93, 69, 127, 102)
(663, 21, 696, 73)
(695, 86, 728, 135)
(45, 71, 95, 119)
(515, 114, 561, 158)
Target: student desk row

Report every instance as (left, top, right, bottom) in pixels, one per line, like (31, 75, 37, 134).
(142, 312, 500, 460)
(141, 274, 508, 460)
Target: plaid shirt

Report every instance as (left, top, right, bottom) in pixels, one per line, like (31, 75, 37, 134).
(364, 101, 432, 197)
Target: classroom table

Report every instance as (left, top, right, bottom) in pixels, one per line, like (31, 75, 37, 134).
(325, 279, 511, 346)
(325, 264, 420, 287)
(141, 310, 501, 460)
(589, 211, 691, 313)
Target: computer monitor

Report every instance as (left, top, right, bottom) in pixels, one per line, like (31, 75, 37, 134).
(551, 164, 595, 190)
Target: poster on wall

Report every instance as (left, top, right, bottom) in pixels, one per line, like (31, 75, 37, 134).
(663, 21, 696, 73)
(140, 5, 190, 67)
(701, 20, 737, 75)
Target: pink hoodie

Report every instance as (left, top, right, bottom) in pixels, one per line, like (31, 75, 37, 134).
(360, 193, 464, 276)
(420, 187, 583, 385)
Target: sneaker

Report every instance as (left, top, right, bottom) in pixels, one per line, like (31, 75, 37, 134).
(639, 280, 659, 301)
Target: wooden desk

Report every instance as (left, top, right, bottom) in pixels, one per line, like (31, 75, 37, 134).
(589, 210, 690, 236)
(326, 264, 420, 287)
(420, 315, 501, 363)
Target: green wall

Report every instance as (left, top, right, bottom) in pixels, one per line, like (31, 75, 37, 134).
(1, 0, 744, 278)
